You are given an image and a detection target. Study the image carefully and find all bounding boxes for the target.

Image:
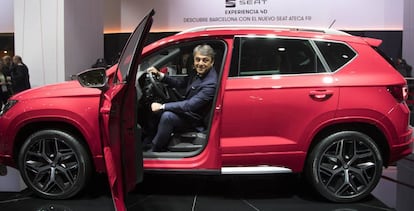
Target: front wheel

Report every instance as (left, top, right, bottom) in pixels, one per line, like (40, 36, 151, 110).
(18, 129, 92, 199)
(306, 131, 383, 202)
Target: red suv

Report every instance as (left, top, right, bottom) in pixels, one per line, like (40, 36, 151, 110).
(0, 11, 412, 209)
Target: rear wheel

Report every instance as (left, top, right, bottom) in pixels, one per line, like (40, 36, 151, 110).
(18, 129, 92, 199)
(306, 131, 383, 202)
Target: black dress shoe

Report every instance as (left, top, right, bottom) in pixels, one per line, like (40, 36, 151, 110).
(143, 143, 153, 151)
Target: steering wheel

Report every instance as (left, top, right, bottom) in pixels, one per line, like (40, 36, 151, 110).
(147, 72, 170, 101)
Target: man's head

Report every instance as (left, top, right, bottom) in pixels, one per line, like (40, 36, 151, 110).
(13, 55, 23, 64)
(2, 56, 11, 66)
(193, 44, 215, 76)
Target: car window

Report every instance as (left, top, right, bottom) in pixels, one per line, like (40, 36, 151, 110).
(230, 37, 326, 77)
(139, 40, 226, 76)
(315, 41, 357, 71)
(140, 47, 187, 75)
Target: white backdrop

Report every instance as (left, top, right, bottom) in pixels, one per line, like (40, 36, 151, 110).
(118, 0, 404, 32)
(0, 0, 13, 33)
(14, 0, 103, 87)
(1, 0, 405, 33)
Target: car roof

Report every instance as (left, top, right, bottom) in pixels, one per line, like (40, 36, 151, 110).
(144, 25, 381, 53)
(178, 25, 351, 36)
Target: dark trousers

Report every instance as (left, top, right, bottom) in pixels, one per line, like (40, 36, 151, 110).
(151, 111, 193, 151)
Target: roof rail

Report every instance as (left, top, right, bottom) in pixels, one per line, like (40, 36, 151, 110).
(178, 25, 351, 36)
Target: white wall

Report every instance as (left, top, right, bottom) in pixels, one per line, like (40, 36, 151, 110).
(104, 0, 121, 33)
(403, 0, 414, 66)
(14, 0, 103, 87)
(0, 0, 13, 33)
(64, 0, 104, 80)
(14, 0, 66, 86)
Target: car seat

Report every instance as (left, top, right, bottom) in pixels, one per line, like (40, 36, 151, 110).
(168, 107, 212, 152)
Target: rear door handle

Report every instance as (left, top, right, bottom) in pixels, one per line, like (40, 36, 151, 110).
(309, 90, 334, 101)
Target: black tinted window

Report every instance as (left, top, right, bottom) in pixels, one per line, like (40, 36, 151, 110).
(232, 37, 326, 77)
(315, 41, 356, 71)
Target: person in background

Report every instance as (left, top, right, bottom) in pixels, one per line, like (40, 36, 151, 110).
(396, 58, 412, 77)
(92, 58, 109, 69)
(2, 55, 13, 77)
(12, 55, 31, 94)
(0, 61, 12, 105)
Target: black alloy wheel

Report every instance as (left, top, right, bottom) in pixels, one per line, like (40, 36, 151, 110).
(18, 129, 92, 199)
(306, 131, 383, 202)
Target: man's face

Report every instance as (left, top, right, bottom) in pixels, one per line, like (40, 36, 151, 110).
(193, 52, 214, 75)
(3, 57, 11, 65)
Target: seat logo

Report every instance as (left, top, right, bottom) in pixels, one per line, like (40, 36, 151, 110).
(226, 0, 236, 8)
(226, 0, 268, 8)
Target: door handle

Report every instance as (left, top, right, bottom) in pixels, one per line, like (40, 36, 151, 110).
(309, 90, 334, 101)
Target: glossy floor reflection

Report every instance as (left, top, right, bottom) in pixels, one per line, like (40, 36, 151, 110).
(0, 173, 394, 211)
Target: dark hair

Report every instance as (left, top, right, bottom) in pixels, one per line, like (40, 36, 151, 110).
(2, 55, 11, 63)
(193, 44, 215, 61)
(13, 55, 23, 63)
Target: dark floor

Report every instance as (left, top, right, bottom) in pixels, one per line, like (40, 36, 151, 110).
(0, 173, 394, 211)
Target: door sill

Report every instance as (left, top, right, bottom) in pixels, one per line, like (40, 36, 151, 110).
(221, 166, 292, 174)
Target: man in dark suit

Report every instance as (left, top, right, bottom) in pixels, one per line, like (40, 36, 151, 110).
(147, 44, 217, 152)
(12, 55, 31, 94)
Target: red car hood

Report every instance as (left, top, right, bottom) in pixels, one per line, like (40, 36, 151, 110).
(12, 80, 101, 101)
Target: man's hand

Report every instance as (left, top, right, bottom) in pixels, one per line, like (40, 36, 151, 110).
(147, 66, 165, 80)
(147, 66, 160, 76)
(151, 102, 163, 112)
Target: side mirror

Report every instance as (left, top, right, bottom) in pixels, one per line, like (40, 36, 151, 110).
(76, 68, 108, 91)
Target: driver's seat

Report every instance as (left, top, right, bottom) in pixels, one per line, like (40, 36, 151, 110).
(167, 110, 211, 152)
(168, 131, 207, 152)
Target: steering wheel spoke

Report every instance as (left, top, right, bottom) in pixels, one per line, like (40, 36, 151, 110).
(147, 72, 170, 101)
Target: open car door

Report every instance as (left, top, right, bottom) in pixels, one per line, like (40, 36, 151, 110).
(78, 10, 154, 211)
(102, 10, 154, 210)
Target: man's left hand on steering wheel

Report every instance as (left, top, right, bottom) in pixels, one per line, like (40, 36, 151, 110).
(146, 67, 170, 101)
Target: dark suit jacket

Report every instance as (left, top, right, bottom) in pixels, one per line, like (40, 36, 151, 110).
(162, 68, 218, 122)
(12, 63, 31, 93)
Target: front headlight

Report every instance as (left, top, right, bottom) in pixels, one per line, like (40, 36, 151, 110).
(0, 100, 18, 116)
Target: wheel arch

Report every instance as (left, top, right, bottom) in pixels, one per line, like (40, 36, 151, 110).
(13, 121, 98, 171)
(305, 122, 390, 170)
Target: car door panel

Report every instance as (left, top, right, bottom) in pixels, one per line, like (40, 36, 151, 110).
(140, 39, 231, 170)
(99, 85, 125, 210)
(220, 74, 339, 167)
(100, 10, 154, 211)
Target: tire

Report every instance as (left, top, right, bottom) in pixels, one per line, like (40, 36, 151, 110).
(18, 129, 92, 199)
(306, 131, 383, 202)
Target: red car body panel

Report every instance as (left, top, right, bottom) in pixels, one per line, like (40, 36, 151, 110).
(0, 27, 412, 181)
(332, 41, 412, 163)
(220, 74, 339, 171)
(142, 29, 412, 172)
(0, 81, 106, 171)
